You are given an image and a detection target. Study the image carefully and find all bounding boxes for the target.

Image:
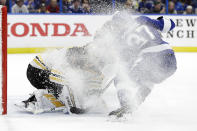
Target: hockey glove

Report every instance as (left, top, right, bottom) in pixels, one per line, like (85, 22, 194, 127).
(70, 107, 86, 114)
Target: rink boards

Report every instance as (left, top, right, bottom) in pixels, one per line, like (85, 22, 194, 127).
(7, 14, 197, 53)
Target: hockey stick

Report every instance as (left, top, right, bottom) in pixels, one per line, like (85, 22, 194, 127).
(99, 77, 115, 96)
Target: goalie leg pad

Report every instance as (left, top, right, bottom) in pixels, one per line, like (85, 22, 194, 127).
(15, 89, 66, 114)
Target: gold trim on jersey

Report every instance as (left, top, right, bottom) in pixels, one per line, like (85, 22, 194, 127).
(49, 70, 66, 84)
(49, 75, 64, 83)
(51, 69, 62, 75)
(43, 94, 65, 108)
(33, 58, 47, 70)
(32, 55, 48, 70)
(33, 55, 66, 84)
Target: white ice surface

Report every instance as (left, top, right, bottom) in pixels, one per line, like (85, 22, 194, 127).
(0, 53, 197, 131)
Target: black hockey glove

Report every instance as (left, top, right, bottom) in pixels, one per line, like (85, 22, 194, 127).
(70, 107, 86, 114)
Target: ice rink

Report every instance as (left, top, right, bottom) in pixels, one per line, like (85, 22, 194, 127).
(0, 53, 197, 131)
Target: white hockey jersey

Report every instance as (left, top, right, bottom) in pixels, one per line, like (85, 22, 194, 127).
(30, 46, 118, 109)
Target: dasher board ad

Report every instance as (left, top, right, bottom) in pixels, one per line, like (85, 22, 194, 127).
(8, 15, 197, 48)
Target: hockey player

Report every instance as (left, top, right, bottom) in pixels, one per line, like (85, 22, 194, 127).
(99, 12, 177, 118)
(16, 46, 115, 114)
(16, 48, 89, 114)
(16, 12, 177, 118)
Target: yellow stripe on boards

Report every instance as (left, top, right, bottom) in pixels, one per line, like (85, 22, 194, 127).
(7, 47, 197, 54)
(172, 47, 197, 52)
(8, 47, 62, 54)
